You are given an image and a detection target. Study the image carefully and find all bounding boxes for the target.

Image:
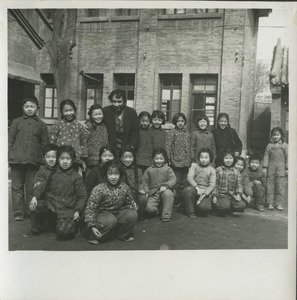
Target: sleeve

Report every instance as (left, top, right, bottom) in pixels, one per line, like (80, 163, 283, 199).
(212, 168, 220, 196)
(242, 171, 253, 196)
(236, 171, 243, 194)
(137, 169, 145, 191)
(284, 143, 288, 170)
(204, 167, 216, 196)
(8, 119, 18, 152)
(33, 169, 48, 200)
(187, 163, 198, 187)
(85, 168, 99, 198)
(165, 130, 174, 165)
(123, 185, 137, 211)
(74, 176, 88, 212)
(142, 169, 150, 194)
(210, 133, 217, 163)
(128, 109, 140, 152)
(186, 132, 191, 166)
(190, 131, 197, 162)
(262, 145, 270, 168)
(49, 122, 60, 145)
(79, 124, 88, 158)
(232, 128, 243, 154)
(163, 167, 177, 189)
(40, 121, 49, 147)
(84, 186, 103, 227)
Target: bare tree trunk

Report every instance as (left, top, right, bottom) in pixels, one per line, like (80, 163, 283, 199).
(45, 9, 77, 118)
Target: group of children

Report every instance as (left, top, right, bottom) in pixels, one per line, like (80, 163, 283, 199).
(8, 96, 288, 245)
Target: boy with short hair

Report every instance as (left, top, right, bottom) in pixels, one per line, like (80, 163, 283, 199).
(8, 96, 49, 220)
(245, 153, 266, 211)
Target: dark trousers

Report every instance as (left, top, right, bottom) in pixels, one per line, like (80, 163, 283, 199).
(214, 194, 246, 216)
(11, 164, 38, 218)
(93, 209, 137, 241)
(172, 167, 188, 205)
(133, 193, 148, 220)
(182, 186, 212, 216)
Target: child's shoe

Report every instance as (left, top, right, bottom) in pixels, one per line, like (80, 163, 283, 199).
(256, 205, 264, 212)
(268, 204, 274, 210)
(88, 239, 99, 245)
(187, 213, 197, 219)
(161, 217, 170, 222)
(138, 218, 148, 223)
(14, 216, 25, 221)
(276, 205, 283, 211)
(125, 236, 135, 242)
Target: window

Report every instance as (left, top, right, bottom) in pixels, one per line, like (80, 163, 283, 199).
(114, 74, 135, 108)
(41, 74, 58, 119)
(85, 74, 103, 119)
(164, 8, 218, 15)
(115, 9, 139, 16)
(191, 75, 218, 126)
(160, 74, 182, 122)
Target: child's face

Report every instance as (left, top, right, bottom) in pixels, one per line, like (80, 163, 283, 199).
(23, 101, 38, 117)
(154, 153, 165, 167)
(101, 150, 114, 164)
(140, 116, 150, 129)
(44, 150, 57, 168)
(59, 152, 73, 170)
(91, 108, 103, 124)
(199, 152, 210, 166)
(107, 168, 120, 186)
(235, 160, 244, 172)
(121, 151, 134, 167)
(219, 117, 228, 129)
(272, 131, 282, 143)
(250, 159, 260, 171)
(176, 117, 185, 130)
(62, 104, 75, 121)
(198, 119, 208, 130)
(223, 154, 234, 167)
(152, 117, 163, 129)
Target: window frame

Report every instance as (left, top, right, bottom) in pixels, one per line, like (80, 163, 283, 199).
(114, 73, 135, 108)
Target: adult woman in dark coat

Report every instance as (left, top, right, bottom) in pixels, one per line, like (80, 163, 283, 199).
(103, 90, 139, 154)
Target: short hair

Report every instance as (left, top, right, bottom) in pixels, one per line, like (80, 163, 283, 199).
(42, 144, 58, 156)
(98, 145, 117, 163)
(102, 160, 125, 180)
(270, 127, 285, 142)
(172, 112, 187, 126)
(249, 153, 261, 163)
(195, 114, 210, 129)
(108, 89, 127, 104)
(57, 145, 76, 162)
(234, 156, 246, 169)
(217, 112, 230, 127)
(221, 150, 236, 167)
(22, 96, 39, 108)
(60, 99, 77, 114)
(138, 111, 151, 121)
(197, 147, 214, 163)
(152, 147, 169, 164)
(87, 103, 105, 123)
(151, 110, 166, 125)
(119, 145, 136, 159)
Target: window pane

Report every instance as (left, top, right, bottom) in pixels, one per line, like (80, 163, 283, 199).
(205, 85, 217, 92)
(166, 9, 175, 15)
(117, 77, 127, 86)
(162, 89, 171, 100)
(126, 77, 135, 86)
(162, 77, 172, 86)
(54, 88, 57, 97)
(197, 9, 207, 13)
(172, 77, 182, 86)
(172, 89, 181, 100)
(53, 109, 58, 118)
(172, 100, 181, 114)
(54, 98, 58, 108)
(127, 90, 134, 100)
(45, 88, 53, 98)
(206, 96, 216, 104)
(208, 117, 214, 125)
(176, 9, 186, 14)
(87, 99, 94, 109)
(87, 89, 95, 99)
(207, 9, 218, 13)
(193, 84, 204, 92)
(193, 77, 205, 85)
(44, 108, 52, 118)
(45, 98, 53, 108)
(206, 77, 217, 85)
(126, 100, 134, 108)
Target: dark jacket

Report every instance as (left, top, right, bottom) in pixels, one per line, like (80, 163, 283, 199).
(103, 105, 139, 153)
(8, 115, 49, 166)
(85, 164, 107, 197)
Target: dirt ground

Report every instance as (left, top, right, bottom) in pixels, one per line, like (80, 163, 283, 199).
(8, 183, 288, 251)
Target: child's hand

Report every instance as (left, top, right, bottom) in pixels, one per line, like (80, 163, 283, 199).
(196, 194, 205, 206)
(138, 189, 146, 195)
(73, 211, 80, 221)
(92, 227, 102, 238)
(81, 161, 87, 172)
(84, 123, 91, 135)
(233, 194, 241, 202)
(212, 196, 217, 204)
(263, 168, 267, 176)
(254, 180, 261, 185)
(159, 186, 167, 193)
(29, 197, 38, 212)
(246, 195, 251, 203)
(235, 152, 240, 157)
(195, 186, 201, 195)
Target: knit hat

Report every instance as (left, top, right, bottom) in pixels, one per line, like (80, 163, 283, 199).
(22, 96, 39, 107)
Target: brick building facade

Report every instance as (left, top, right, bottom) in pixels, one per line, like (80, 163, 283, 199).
(8, 8, 271, 153)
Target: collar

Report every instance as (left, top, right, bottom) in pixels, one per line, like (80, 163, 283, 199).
(197, 129, 209, 134)
(57, 167, 75, 174)
(221, 165, 234, 171)
(174, 127, 187, 133)
(23, 114, 39, 120)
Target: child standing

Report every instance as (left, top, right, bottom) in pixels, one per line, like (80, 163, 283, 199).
(49, 99, 88, 174)
(212, 113, 242, 167)
(46, 145, 87, 240)
(150, 110, 167, 150)
(191, 115, 216, 164)
(29, 144, 58, 234)
(142, 148, 177, 222)
(243, 154, 266, 212)
(165, 113, 191, 204)
(85, 146, 116, 197)
(136, 111, 153, 172)
(182, 148, 216, 218)
(119, 146, 148, 222)
(85, 161, 138, 244)
(212, 151, 246, 216)
(84, 104, 109, 175)
(263, 127, 288, 211)
(8, 96, 49, 220)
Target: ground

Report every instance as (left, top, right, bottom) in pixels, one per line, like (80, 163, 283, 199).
(8, 183, 288, 251)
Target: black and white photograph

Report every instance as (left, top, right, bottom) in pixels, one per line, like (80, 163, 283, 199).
(1, 1, 296, 300)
